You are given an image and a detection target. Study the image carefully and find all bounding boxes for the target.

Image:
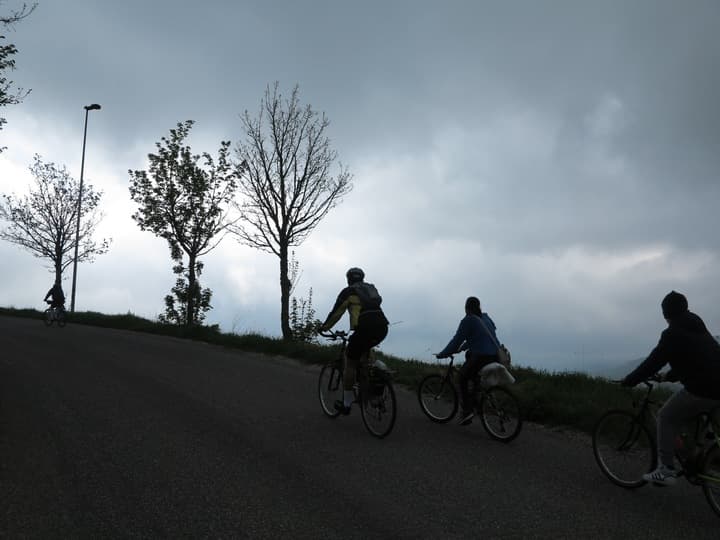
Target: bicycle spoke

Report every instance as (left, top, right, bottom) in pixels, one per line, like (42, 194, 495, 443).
(361, 382, 397, 439)
(417, 374, 458, 423)
(592, 410, 655, 489)
(479, 387, 522, 442)
(318, 364, 343, 418)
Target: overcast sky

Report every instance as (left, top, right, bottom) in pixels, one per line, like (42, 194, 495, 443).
(1, 0, 719, 373)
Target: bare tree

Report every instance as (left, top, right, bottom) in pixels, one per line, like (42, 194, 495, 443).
(1, 2, 36, 151)
(233, 83, 352, 340)
(129, 120, 238, 326)
(0, 1, 35, 25)
(0, 154, 110, 285)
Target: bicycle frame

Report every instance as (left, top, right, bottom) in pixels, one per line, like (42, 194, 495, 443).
(44, 301, 67, 327)
(625, 379, 720, 485)
(319, 330, 380, 393)
(318, 329, 397, 438)
(441, 354, 490, 402)
(320, 330, 374, 374)
(437, 357, 457, 380)
(616, 382, 658, 450)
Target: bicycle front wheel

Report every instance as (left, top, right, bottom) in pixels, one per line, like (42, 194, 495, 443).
(318, 364, 343, 418)
(418, 374, 458, 423)
(592, 409, 656, 489)
(360, 381, 397, 439)
(44, 309, 53, 326)
(478, 386, 522, 442)
(701, 444, 720, 517)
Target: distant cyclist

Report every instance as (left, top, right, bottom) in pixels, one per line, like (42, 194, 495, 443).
(319, 267, 389, 415)
(436, 296, 500, 426)
(44, 281, 66, 312)
(622, 291, 720, 485)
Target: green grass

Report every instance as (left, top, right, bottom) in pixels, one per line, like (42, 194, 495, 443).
(1, 306, 669, 434)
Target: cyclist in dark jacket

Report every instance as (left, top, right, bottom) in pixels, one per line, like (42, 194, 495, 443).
(622, 291, 720, 485)
(44, 282, 66, 311)
(436, 296, 500, 426)
(320, 267, 389, 415)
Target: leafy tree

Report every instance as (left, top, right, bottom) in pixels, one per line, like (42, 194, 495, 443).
(1, 2, 36, 151)
(233, 83, 352, 340)
(158, 259, 212, 326)
(0, 154, 110, 285)
(129, 120, 238, 326)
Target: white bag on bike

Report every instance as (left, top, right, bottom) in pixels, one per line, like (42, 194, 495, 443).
(480, 362, 516, 387)
(373, 359, 390, 372)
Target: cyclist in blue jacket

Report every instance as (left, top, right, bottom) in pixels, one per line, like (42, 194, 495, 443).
(436, 296, 500, 426)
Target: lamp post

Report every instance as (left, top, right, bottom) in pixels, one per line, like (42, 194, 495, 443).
(69, 103, 101, 313)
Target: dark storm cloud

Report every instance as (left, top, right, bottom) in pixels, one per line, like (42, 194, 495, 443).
(2, 0, 720, 369)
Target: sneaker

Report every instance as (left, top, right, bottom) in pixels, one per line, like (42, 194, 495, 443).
(642, 465, 678, 486)
(458, 410, 474, 426)
(334, 400, 351, 416)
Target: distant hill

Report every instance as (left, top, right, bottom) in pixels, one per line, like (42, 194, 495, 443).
(586, 335, 720, 379)
(584, 358, 643, 380)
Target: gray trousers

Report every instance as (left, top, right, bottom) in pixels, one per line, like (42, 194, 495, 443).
(657, 388, 720, 467)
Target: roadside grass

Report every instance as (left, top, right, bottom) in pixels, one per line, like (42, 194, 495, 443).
(1, 306, 667, 435)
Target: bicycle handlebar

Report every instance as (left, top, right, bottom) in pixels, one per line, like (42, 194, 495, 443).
(434, 353, 457, 366)
(319, 329, 349, 341)
(611, 373, 663, 386)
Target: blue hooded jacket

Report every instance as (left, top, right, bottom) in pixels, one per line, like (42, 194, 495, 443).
(438, 313, 499, 358)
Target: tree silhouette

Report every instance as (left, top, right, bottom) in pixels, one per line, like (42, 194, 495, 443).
(233, 83, 352, 339)
(1, 2, 36, 152)
(0, 154, 110, 285)
(129, 120, 238, 326)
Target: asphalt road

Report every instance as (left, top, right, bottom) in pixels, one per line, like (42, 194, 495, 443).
(0, 315, 717, 539)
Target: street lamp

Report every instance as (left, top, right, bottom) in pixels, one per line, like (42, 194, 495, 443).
(69, 103, 101, 313)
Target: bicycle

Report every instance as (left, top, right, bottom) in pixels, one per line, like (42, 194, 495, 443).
(317, 330, 397, 439)
(592, 375, 720, 517)
(44, 301, 67, 327)
(417, 354, 522, 442)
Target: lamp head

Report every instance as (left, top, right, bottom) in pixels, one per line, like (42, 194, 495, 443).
(84, 104, 102, 111)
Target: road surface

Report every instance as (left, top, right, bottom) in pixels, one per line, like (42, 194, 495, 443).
(0, 315, 717, 538)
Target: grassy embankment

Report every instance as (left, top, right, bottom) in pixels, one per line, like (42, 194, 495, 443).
(1, 306, 668, 434)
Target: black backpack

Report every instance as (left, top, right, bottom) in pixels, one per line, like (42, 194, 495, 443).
(351, 282, 382, 310)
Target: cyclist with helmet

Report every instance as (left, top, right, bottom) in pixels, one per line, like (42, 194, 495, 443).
(319, 267, 389, 415)
(622, 291, 720, 485)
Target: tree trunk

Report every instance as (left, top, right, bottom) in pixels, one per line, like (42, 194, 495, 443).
(279, 243, 292, 340)
(54, 260, 62, 287)
(187, 253, 196, 326)
(53, 243, 63, 286)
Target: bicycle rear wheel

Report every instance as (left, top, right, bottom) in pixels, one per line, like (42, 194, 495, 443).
(418, 374, 458, 423)
(360, 381, 397, 439)
(701, 445, 720, 517)
(478, 386, 522, 442)
(56, 310, 67, 327)
(592, 409, 656, 489)
(318, 364, 343, 418)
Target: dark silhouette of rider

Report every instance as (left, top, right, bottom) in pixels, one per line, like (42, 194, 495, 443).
(320, 267, 389, 415)
(44, 282, 66, 311)
(622, 290, 720, 485)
